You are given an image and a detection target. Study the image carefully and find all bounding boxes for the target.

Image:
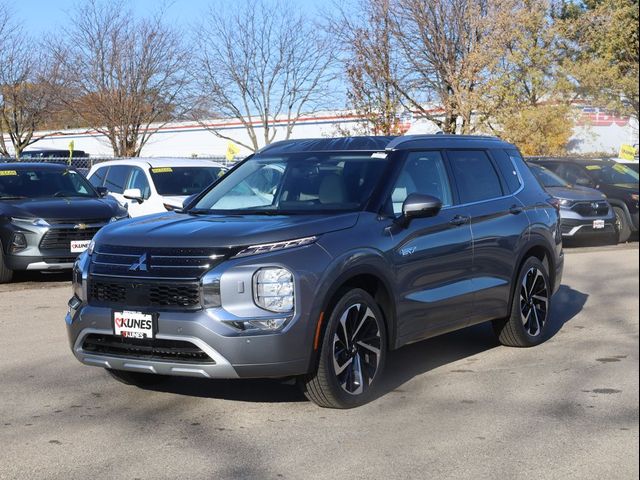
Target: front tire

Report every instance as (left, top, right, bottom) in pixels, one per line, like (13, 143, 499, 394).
(493, 257, 551, 347)
(0, 243, 14, 284)
(614, 206, 632, 243)
(105, 368, 168, 387)
(300, 288, 387, 408)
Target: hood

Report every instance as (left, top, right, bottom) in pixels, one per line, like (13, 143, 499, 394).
(95, 211, 360, 249)
(545, 185, 606, 202)
(0, 196, 123, 221)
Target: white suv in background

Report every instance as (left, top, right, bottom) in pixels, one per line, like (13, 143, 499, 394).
(87, 158, 227, 217)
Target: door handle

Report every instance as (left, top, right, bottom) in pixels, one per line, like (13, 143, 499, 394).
(509, 205, 523, 215)
(449, 215, 469, 226)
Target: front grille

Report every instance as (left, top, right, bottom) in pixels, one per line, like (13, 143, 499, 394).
(89, 279, 201, 309)
(40, 226, 102, 250)
(91, 245, 228, 279)
(82, 334, 214, 363)
(571, 201, 609, 217)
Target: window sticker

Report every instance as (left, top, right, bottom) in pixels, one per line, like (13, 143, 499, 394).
(0, 170, 18, 176)
(151, 167, 173, 173)
(585, 165, 601, 170)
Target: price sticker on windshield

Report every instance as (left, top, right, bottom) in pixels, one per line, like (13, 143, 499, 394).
(0, 170, 17, 176)
(151, 167, 173, 173)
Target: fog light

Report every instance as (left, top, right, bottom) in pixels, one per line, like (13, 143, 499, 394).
(10, 233, 27, 253)
(202, 279, 221, 308)
(253, 267, 294, 313)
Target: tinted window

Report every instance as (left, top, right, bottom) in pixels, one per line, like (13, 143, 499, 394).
(89, 167, 107, 187)
(494, 150, 522, 193)
(390, 151, 452, 215)
(529, 164, 569, 188)
(127, 167, 151, 199)
(150, 167, 224, 196)
(448, 150, 503, 203)
(555, 164, 592, 185)
(0, 168, 96, 199)
(104, 165, 131, 194)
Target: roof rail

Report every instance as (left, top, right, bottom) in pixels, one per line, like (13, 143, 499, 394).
(385, 134, 501, 150)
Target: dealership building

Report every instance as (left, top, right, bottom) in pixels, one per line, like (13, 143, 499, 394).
(5, 106, 639, 159)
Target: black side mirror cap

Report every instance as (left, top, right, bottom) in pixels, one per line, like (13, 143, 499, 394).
(396, 193, 442, 228)
(95, 186, 108, 198)
(182, 193, 198, 209)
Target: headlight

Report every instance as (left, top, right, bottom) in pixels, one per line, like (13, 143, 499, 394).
(631, 194, 639, 202)
(558, 199, 573, 207)
(11, 217, 50, 227)
(234, 236, 316, 258)
(253, 267, 294, 313)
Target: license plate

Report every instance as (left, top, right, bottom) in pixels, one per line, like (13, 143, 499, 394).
(70, 240, 91, 253)
(113, 310, 155, 339)
(593, 219, 605, 229)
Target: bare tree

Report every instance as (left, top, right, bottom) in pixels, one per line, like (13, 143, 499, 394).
(50, 0, 189, 157)
(332, 0, 405, 135)
(192, 0, 335, 152)
(0, 5, 58, 158)
(390, 0, 516, 133)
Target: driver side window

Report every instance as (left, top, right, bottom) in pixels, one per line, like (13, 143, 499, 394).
(389, 151, 452, 215)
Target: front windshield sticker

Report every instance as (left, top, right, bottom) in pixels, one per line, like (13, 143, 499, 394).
(612, 163, 628, 173)
(371, 152, 387, 159)
(151, 167, 173, 173)
(585, 165, 601, 170)
(0, 170, 17, 176)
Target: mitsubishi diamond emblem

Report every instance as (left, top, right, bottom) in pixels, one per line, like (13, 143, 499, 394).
(129, 253, 148, 272)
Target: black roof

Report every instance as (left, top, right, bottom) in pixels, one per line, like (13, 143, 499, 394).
(0, 162, 71, 170)
(258, 135, 512, 155)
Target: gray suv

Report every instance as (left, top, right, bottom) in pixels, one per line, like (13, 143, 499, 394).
(66, 136, 564, 408)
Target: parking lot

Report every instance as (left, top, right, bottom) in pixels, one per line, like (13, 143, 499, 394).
(0, 243, 638, 480)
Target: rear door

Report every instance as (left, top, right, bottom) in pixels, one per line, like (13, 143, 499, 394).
(388, 151, 474, 343)
(446, 149, 530, 324)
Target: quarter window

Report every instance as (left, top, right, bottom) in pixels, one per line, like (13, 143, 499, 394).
(448, 150, 503, 203)
(389, 151, 452, 215)
(89, 167, 107, 188)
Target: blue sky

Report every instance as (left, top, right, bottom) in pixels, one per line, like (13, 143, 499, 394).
(12, 0, 335, 32)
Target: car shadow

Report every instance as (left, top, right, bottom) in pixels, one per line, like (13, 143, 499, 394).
(144, 285, 588, 405)
(11, 270, 71, 284)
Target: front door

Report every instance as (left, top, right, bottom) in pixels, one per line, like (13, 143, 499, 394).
(385, 151, 474, 344)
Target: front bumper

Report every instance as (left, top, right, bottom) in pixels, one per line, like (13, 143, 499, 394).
(6, 254, 75, 271)
(559, 217, 616, 238)
(66, 305, 312, 379)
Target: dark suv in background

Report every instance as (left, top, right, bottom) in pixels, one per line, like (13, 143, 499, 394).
(0, 163, 128, 283)
(67, 136, 563, 408)
(529, 157, 639, 242)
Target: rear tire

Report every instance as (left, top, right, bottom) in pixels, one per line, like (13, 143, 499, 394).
(105, 368, 168, 387)
(614, 206, 632, 243)
(493, 257, 551, 347)
(0, 243, 14, 284)
(300, 288, 387, 408)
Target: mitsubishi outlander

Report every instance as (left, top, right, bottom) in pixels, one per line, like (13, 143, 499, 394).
(66, 136, 564, 408)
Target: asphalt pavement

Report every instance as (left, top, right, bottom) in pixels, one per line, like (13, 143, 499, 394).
(0, 243, 638, 480)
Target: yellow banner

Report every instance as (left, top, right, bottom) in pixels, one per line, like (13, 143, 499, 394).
(619, 144, 638, 161)
(226, 141, 240, 161)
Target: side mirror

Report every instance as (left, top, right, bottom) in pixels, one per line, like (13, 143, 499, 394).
(95, 186, 108, 198)
(123, 188, 143, 203)
(397, 193, 442, 227)
(182, 194, 197, 209)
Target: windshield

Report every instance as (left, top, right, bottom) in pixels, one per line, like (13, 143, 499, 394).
(586, 163, 640, 185)
(0, 167, 96, 199)
(529, 164, 569, 188)
(191, 153, 389, 214)
(150, 166, 225, 196)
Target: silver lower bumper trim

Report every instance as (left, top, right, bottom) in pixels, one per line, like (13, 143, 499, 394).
(563, 223, 614, 237)
(73, 328, 239, 379)
(26, 261, 74, 270)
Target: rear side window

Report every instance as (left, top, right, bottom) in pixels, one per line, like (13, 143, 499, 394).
(494, 149, 522, 194)
(448, 150, 503, 204)
(104, 165, 131, 194)
(89, 167, 107, 187)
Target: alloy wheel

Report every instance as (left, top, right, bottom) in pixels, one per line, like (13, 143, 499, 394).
(332, 303, 382, 395)
(520, 267, 549, 337)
